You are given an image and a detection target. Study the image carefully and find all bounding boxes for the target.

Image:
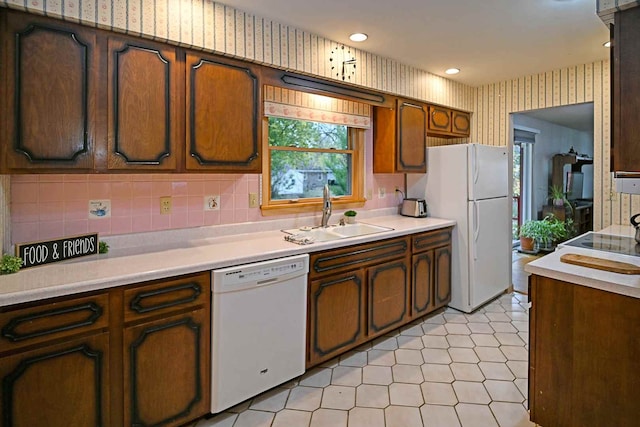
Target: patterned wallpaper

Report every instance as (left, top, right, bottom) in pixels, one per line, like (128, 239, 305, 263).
(472, 60, 639, 231)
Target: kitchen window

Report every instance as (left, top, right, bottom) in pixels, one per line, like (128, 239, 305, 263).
(260, 87, 367, 214)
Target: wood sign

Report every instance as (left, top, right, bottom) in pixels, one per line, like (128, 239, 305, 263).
(15, 233, 99, 269)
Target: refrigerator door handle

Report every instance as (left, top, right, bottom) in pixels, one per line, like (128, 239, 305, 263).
(473, 144, 480, 191)
(473, 201, 480, 260)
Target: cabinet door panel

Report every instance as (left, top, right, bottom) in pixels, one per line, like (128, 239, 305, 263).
(452, 110, 470, 136)
(107, 37, 179, 170)
(397, 101, 426, 172)
(367, 257, 410, 336)
(428, 106, 451, 133)
(124, 309, 209, 427)
(434, 246, 452, 308)
(3, 13, 96, 170)
(185, 54, 260, 172)
(0, 333, 109, 427)
(411, 252, 434, 318)
(308, 271, 366, 367)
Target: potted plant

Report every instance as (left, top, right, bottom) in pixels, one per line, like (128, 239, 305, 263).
(549, 185, 568, 208)
(518, 220, 540, 251)
(344, 210, 357, 224)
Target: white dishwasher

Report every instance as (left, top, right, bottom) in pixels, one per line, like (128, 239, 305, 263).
(211, 254, 309, 413)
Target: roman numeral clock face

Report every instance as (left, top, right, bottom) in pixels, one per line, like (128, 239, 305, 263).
(329, 44, 356, 81)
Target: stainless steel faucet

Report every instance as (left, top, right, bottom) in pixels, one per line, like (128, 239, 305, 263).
(321, 184, 332, 227)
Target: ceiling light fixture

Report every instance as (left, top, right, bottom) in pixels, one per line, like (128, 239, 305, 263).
(349, 33, 368, 42)
(445, 68, 460, 75)
(603, 41, 611, 48)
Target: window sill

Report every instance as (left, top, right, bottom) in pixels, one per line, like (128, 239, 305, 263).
(260, 198, 366, 216)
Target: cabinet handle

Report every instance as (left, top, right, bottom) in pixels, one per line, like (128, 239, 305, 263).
(129, 282, 202, 314)
(403, 102, 423, 109)
(1, 303, 103, 342)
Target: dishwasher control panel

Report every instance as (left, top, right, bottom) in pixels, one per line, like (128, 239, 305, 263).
(213, 254, 310, 289)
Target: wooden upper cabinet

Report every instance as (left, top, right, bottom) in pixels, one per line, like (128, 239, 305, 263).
(107, 37, 181, 170)
(612, 6, 640, 172)
(427, 106, 471, 138)
(1, 12, 97, 171)
(373, 99, 427, 173)
(185, 53, 261, 172)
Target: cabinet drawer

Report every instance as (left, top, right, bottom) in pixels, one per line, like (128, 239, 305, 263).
(0, 293, 109, 354)
(412, 227, 452, 253)
(310, 237, 409, 278)
(124, 272, 210, 323)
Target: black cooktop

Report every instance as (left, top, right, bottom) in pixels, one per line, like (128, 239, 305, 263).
(564, 233, 640, 257)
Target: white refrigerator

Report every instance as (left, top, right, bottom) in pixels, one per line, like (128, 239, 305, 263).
(407, 143, 511, 313)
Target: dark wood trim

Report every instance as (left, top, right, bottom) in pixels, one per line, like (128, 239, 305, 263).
(313, 239, 408, 274)
(129, 282, 202, 314)
(280, 74, 386, 105)
(129, 317, 202, 427)
(14, 23, 90, 163)
(113, 42, 172, 165)
(435, 247, 452, 305)
(368, 261, 408, 333)
(412, 253, 433, 313)
(2, 343, 104, 426)
(1, 302, 103, 342)
(413, 228, 452, 252)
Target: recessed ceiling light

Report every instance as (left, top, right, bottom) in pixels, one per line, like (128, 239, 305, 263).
(349, 33, 368, 42)
(445, 68, 460, 75)
(603, 41, 611, 48)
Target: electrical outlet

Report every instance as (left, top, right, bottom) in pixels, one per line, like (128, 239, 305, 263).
(378, 187, 386, 198)
(204, 195, 220, 211)
(160, 196, 172, 215)
(249, 193, 259, 208)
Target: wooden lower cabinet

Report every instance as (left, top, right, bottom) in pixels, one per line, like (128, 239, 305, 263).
(367, 257, 410, 336)
(308, 271, 366, 367)
(0, 333, 110, 427)
(124, 309, 209, 427)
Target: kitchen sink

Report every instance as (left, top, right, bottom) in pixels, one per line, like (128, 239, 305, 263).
(282, 222, 394, 243)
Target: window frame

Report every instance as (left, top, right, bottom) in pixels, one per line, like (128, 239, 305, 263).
(260, 119, 365, 215)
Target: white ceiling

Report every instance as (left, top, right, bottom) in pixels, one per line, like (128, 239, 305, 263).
(518, 103, 595, 133)
(217, 0, 610, 87)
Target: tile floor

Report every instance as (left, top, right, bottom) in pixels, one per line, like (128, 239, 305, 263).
(194, 293, 533, 427)
(511, 250, 541, 294)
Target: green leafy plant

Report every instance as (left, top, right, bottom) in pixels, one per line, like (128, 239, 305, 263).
(0, 254, 23, 275)
(519, 215, 575, 249)
(344, 210, 357, 217)
(98, 241, 109, 254)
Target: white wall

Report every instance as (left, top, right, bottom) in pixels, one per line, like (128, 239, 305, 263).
(512, 114, 594, 217)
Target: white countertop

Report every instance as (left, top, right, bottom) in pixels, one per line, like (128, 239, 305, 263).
(524, 225, 640, 298)
(0, 214, 456, 307)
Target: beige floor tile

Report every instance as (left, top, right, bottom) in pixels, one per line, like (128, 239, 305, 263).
(478, 361, 516, 381)
(309, 408, 347, 427)
(395, 348, 424, 365)
(483, 303, 506, 313)
(490, 322, 518, 333)
(467, 322, 495, 334)
(506, 361, 529, 379)
(362, 365, 393, 385)
(233, 410, 275, 427)
(226, 400, 251, 413)
(490, 401, 534, 427)
(484, 380, 525, 403)
(453, 381, 491, 404)
(250, 387, 290, 412)
(423, 313, 446, 324)
(389, 383, 424, 407)
(195, 412, 237, 427)
(450, 363, 485, 382)
(355, 384, 390, 408)
(320, 385, 355, 410)
(422, 335, 450, 349)
(514, 378, 528, 400)
(298, 367, 332, 388)
(367, 349, 396, 366)
(447, 334, 475, 348)
(348, 407, 385, 427)
(319, 357, 339, 368)
(465, 312, 490, 323)
(331, 366, 362, 386)
(518, 331, 529, 344)
(339, 350, 368, 367)
(507, 311, 529, 321)
(444, 313, 469, 323)
(474, 346, 507, 362)
(371, 336, 399, 350)
(444, 323, 472, 335)
(486, 312, 511, 322)
(271, 409, 311, 427)
(420, 404, 462, 427)
(449, 347, 480, 363)
(422, 323, 448, 336)
(421, 382, 458, 405)
(495, 332, 526, 346)
(286, 386, 323, 411)
(500, 345, 528, 361)
(401, 324, 426, 336)
(421, 363, 455, 383)
(421, 348, 453, 364)
(392, 364, 424, 384)
(397, 335, 425, 349)
(456, 403, 499, 427)
(511, 320, 529, 332)
(470, 333, 500, 347)
(384, 405, 424, 427)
